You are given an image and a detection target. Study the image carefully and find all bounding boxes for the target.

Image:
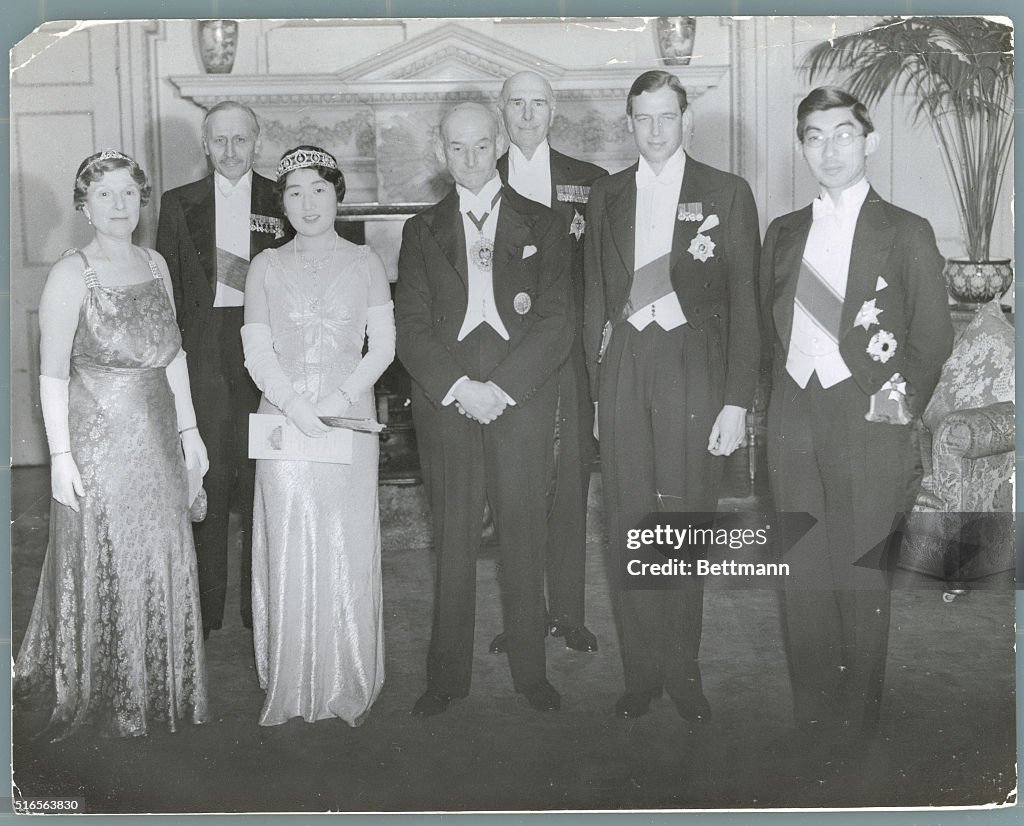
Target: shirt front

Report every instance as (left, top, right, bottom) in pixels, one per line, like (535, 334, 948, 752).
(213, 170, 253, 308)
(629, 147, 687, 331)
(787, 176, 871, 388)
(507, 140, 552, 207)
(456, 174, 508, 343)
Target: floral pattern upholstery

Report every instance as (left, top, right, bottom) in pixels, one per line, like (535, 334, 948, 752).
(900, 300, 1015, 581)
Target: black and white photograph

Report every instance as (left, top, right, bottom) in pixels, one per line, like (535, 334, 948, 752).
(8, 14, 1016, 814)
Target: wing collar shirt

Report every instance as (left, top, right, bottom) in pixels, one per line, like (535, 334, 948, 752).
(629, 147, 687, 330)
(786, 176, 871, 388)
(443, 174, 516, 407)
(507, 140, 552, 207)
(213, 170, 253, 307)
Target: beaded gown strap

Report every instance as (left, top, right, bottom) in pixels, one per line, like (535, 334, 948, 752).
(144, 249, 162, 279)
(61, 248, 100, 289)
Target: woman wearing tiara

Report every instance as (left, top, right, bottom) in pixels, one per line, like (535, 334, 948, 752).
(14, 150, 209, 740)
(242, 145, 395, 726)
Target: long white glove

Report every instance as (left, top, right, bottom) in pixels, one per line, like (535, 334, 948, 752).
(318, 302, 396, 417)
(241, 322, 330, 437)
(39, 374, 84, 512)
(166, 350, 210, 477)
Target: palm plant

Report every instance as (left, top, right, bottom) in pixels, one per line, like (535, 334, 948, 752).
(804, 16, 1013, 262)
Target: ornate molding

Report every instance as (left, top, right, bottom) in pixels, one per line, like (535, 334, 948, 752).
(170, 66, 728, 109)
(261, 111, 376, 157)
(335, 21, 566, 81)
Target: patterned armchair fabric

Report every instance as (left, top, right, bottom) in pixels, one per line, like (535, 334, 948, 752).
(900, 301, 1015, 581)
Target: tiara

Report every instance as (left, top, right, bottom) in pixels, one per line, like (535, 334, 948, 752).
(276, 148, 338, 180)
(97, 149, 132, 163)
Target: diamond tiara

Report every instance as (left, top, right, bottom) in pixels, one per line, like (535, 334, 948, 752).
(97, 149, 132, 162)
(276, 148, 338, 180)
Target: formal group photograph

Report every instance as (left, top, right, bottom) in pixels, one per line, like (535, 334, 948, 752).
(8, 14, 1016, 814)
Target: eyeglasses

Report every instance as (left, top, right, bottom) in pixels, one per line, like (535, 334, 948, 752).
(802, 129, 864, 149)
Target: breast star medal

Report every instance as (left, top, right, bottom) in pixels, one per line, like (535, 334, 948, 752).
(569, 209, 586, 241)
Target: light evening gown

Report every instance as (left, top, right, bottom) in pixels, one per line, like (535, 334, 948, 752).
(14, 250, 208, 740)
(251, 245, 385, 726)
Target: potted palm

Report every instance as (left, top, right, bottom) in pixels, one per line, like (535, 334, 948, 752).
(804, 16, 1014, 305)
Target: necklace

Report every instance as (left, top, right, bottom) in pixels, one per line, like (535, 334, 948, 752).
(293, 234, 338, 313)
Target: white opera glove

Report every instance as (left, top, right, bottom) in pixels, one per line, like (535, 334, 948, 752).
(166, 350, 210, 477)
(319, 302, 396, 415)
(241, 323, 300, 412)
(39, 374, 84, 512)
(284, 392, 332, 437)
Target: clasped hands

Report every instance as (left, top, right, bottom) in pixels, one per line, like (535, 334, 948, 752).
(454, 380, 509, 425)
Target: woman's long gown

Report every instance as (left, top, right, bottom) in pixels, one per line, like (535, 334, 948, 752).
(14, 250, 208, 740)
(252, 245, 385, 726)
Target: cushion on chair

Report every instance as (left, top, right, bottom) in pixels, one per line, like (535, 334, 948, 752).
(922, 300, 1014, 432)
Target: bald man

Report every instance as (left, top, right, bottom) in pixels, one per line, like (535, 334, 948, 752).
(396, 103, 574, 715)
(488, 71, 607, 656)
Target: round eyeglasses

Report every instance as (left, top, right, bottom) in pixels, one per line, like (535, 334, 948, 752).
(802, 129, 863, 149)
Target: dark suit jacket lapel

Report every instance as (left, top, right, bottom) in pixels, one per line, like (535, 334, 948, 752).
(493, 192, 531, 318)
(183, 175, 216, 291)
(605, 167, 637, 293)
(423, 188, 468, 290)
(771, 207, 813, 348)
(841, 189, 895, 336)
(670, 156, 708, 274)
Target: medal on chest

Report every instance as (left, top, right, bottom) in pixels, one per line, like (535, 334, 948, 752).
(470, 236, 494, 272)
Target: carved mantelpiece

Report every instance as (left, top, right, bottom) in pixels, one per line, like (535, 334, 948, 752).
(170, 22, 727, 203)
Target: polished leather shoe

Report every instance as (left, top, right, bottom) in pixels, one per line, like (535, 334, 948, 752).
(520, 680, 561, 712)
(488, 631, 509, 654)
(671, 694, 712, 724)
(552, 624, 598, 653)
(615, 690, 659, 719)
(411, 690, 452, 717)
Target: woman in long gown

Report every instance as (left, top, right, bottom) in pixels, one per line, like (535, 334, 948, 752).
(242, 145, 395, 726)
(14, 150, 210, 740)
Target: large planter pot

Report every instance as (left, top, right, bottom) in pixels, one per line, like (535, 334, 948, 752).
(196, 20, 238, 74)
(943, 259, 1012, 305)
(654, 17, 697, 66)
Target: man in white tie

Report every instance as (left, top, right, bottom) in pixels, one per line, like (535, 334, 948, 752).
(759, 86, 953, 746)
(583, 70, 761, 721)
(396, 102, 574, 715)
(490, 70, 607, 655)
(157, 101, 287, 638)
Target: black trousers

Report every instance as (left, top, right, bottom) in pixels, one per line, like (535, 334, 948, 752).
(767, 370, 912, 732)
(413, 375, 556, 697)
(544, 337, 595, 626)
(188, 307, 260, 632)
(599, 321, 723, 701)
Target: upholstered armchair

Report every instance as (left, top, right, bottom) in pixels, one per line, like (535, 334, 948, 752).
(900, 301, 1015, 588)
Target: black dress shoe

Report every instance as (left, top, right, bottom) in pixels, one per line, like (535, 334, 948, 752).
(615, 690, 659, 719)
(520, 680, 561, 712)
(489, 631, 508, 654)
(555, 624, 598, 653)
(241, 612, 253, 630)
(671, 694, 712, 724)
(202, 628, 212, 641)
(411, 690, 452, 717)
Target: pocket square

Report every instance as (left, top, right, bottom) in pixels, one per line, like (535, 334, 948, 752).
(522, 245, 538, 259)
(876, 276, 889, 291)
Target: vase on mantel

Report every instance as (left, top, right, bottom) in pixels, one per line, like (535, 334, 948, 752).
(943, 259, 1013, 308)
(197, 20, 238, 74)
(654, 17, 697, 66)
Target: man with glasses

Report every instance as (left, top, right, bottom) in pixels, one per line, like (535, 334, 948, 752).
(759, 86, 952, 748)
(489, 70, 607, 656)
